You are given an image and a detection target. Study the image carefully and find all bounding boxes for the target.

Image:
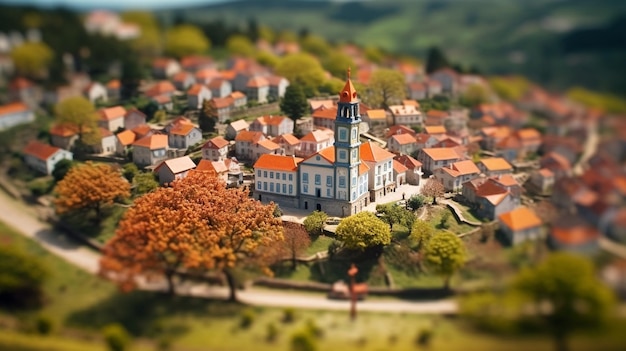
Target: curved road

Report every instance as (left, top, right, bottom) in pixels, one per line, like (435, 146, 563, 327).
(0, 190, 456, 314)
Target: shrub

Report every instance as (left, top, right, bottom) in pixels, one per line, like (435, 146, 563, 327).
(0, 246, 48, 309)
(327, 240, 342, 259)
(266, 322, 278, 342)
(35, 315, 53, 335)
(407, 194, 426, 211)
(102, 323, 131, 351)
(28, 178, 52, 197)
(305, 319, 324, 339)
(290, 330, 317, 351)
(415, 327, 433, 347)
(240, 309, 255, 329)
(439, 212, 451, 229)
(282, 307, 296, 323)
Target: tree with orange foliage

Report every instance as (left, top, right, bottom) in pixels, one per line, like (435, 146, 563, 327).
(421, 177, 445, 205)
(53, 162, 130, 221)
(281, 221, 311, 270)
(100, 172, 283, 299)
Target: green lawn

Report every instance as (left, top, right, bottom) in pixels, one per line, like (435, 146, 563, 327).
(427, 206, 475, 234)
(59, 205, 127, 244)
(305, 235, 335, 256)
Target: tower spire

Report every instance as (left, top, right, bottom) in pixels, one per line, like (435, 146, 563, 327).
(347, 66, 351, 80)
(339, 67, 358, 103)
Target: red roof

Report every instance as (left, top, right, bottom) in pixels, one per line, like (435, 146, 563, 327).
(255, 115, 287, 126)
(50, 123, 78, 137)
(235, 130, 264, 143)
(312, 105, 338, 120)
(212, 97, 234, 109)
(116, 130, 136, 146)
(10, 77, 33, 90)
(246, 76, 269, 88)
(99, 106, 126, 121)
(106, 79, 120, 89)
(499, 207, 542, 231)
(339, 69, 358, 103)
(393, 159, 408, 173)
(146, 81, 176, 97)
(390, 133, 417, 145)
(202, 136, 229, 149)
(551, 222, 600, 245)
(133, 134, 168, 149)
(23, 141, 61, 161)
(0, 102, 29, 116)
(169, 123, 197, 136)
(254, 154, 302, 171)
(394, 154, 422, 169)
(421, 148, 460, 161)
(360, 141, 395, 162)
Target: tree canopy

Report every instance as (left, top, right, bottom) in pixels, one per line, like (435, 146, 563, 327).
(303, 211, 327, 236)
(425, 46, 450, 74)
(421, 178, 445, 205)
(54, 162, 130, 221)
(460, 83, 491, 107)
(10, 42, 53, 79)
(336, 211, 391, 251)
(300, 34, 331, 58)
(280, 83, 308, 121)
(424, 232, 466, 288)
(362, 69, 406, 108)
(0, 246, 48, 309)
(409, 219, 436, 250)
(375, 203, 415, 230)
(280, 221, 311, 270)
(514, 253, 615, 351)
(322, 52, 356, 79)
(275, 53, 326, 97)
(100, 172, 283, 299)
(165, 24, 210, 58)
(226, 34, 256, 57)
(54, 96, 98, 143)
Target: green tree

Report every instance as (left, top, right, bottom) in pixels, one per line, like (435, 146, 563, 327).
(424, 232, 466, 289)
(0, 246, 48, 309)
(10, 42, 53, 78)
(514, 253, 616, 351)
(165, 24, 210, 58)
(303, 211, 327, 236)
(258, 25, 275, 43)
(364, 46, 384, 64)
(290, 330, 317, 351)
(460, 83, 490, 107)
(54, 96, 98, 143)
(275, 53, 326, 97)
(323, 52, 356, 79)
(122, 163, 139, 182)
(407, 194, 426, 211)
(362, 69, 406, 109)
(420, 178, 444, 205)
(300, 34, 331, 58)
(425, 46, 450, 74)
(319, 77, 344, 95)
(375, 203, 415, 230)
(133, 172, 159, 195)
(226, 34, 255, 57)
(256, 51, 279, 69)
(336, 211, 391, 251)
(409, 219, 436, 251)
(52, 158, 76, 182)
(200, 99, 218, 133)
(488, 76, 531, 101)
(102, 323, 131, 351)
(280, 84, 308, 121)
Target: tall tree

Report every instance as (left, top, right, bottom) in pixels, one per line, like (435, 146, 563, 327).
(420, 178, 445, 205)
(409, 219, 436, 251)
(165, 24, 210, 58)
(362, 69, 406, 109)
(336, 211, 391, 251)
(226, 34, 255, 57)
(54, 96, 98, 144)
(54, 162, 131, 221)
(300, 34, 331, 58)
(10, 42, 53, 79)
(280, 84, 308, 121)
(322, 52, 356, 79)
(100, 173, 283, 299)
(514, 253, 615, 351)
(122, 11, 162, 58)
(425, 46, 450, 74)
(199, 99, 218, 133)
(275, 53, 326, 97)
(424, 232, 466, 289)
(281, 221, 311, 270)
(460, 83, 490, 107)
(303, 210, 327, 236)
(375, 203, 415, 230)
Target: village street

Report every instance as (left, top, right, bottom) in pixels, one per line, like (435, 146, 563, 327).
(0, 186, 457, 314)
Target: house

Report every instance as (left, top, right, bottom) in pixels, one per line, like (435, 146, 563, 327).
(249, 115, 294, 137)
(194, 68, 220, 84)
(387, 133, 418, 156)
(209, 97, 234, 123)
(97, 106, 126, 132)
(273, 134, 300, 156)
(389, 104, 422, 126)
(208, 78, 232, 98)
(424, 125, 446, 137)
(393, 159, 408, 187)
(309, 99, 334, 112)
(168, 123, 202, 150)
(267, 75, 289, 100)
(426, 80, 443, 97)
(246, 76, 270, 103)
(187, 84, 212, 110)
(296, 117, 314, 136)
(154, 156, 196, 185)
(297, 129, 335, 158)
(430, 68, 458, 95)
(83, 82, 107, 103)
(229, 91, 247, 109)
(495, 135, 522, 162)
(196, 158, 240, 184)
(172, 71, 195, 90)
(50, 124, 79, 150)
(225, 119, 249, 140)
(115, 129, 136, 156)
(360, 141, 396, 201)
(529, 168, 555, 194)
(467, 178, 520, 220)
(498, 207, 543, 246)
(152, 94, 173, 111)
(0, 102, 34, 130)
(362, 109, 388, 130)
(180, 55, 214, 72)
(480, 126, 512, 151)
(132, 134, 169, 167)
(145, 81, 176, 99)
(123, 109, 146, 131)
(23, 141, 73, 175)
(201, 136, 230, 161)
(253, 154, 303, 207)
(407, 82, 427, 100)
(549, 219, 600, 254)
(418, 147, 463, 175)
(477, 157, 513, 177)
(394, 154, 423, 185)
(424, 109, 450, 126)
(106, 79, 121, 101)
(515, 128, 542, 154)
(152, 58, 181, 78)
(131, 124, 153, 139)
(540, 151, 572, 179)
(252, 139, 281, 161)
(312, 105, 338, 130)
(9, 77, 41, 107)
(433, 159, 481, 192)
(235, 130, 266, 160)
(386, 125, 416, 139)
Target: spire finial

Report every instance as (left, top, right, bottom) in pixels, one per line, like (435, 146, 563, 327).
(347, 67, 351, 80)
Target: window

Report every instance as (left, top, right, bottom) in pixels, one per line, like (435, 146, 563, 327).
(383, 163, 387, 171)
(315, 174, 321, 185)
(276, 183, 280, 192)
(326, 188, 331, 197)
(282, 184, 286, 193)
(257, 181, 261, 190)
(339, 128, 347, 141)
(289, 184, 293, 194)
(270, 172, 274, 179)
(257, 170, 261, 177)
(351, 149, 357, 161)
(352, 177, 357, 185)
(289, 174, 293, 181)
(326, 176, 332, 187)
(264, 171, 267, 177)
(303, 173, 309, 183)
(282, 173, 286, 180)
(270, 183, 274, 192)
(339, 176, 346, 188)
(303, 184, 308, 193)
(263, 182, 267, 191)
(351, 128, 357, 140)
(339, 150, 347, 160)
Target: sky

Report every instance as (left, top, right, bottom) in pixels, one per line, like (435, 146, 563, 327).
(0, 0, 231, 10)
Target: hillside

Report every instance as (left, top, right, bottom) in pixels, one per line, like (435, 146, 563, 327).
(156, 0, 626, 94)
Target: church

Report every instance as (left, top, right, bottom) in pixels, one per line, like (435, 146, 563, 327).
(253, 70, 394, 217)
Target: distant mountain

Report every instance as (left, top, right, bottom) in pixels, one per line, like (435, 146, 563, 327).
(156, 0, 626, 94)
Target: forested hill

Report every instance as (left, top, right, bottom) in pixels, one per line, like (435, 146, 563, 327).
(156, 0, 626, 95)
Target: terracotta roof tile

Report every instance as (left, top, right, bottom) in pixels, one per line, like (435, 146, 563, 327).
(425, 125, 446, 135)
(254, 154, 302, 171)
(256, 115, 287, 126)
(246, 76, 269, 88)
(274, 133, 300, 146)
(187, 83, 205, 95)
(390, 133, 417, 145)
(395, 154, 422, 169)
(499, 207, 542, 231)
(451, 160, 480, 175)
(366, 109, 386, 120)
(360, 141, 395, 162)
(422, 147, 461, 161)
(23, 141, 61, 160)
(479, 157, 512, 171)
(386, 125, 416, 138)
(393, 159, 409, 173)
(235, 130, 264, 143)
(212, 96, 234, 109)
(229, 119, 249, 131)
(10, 77, 33, 90)
(50, 123, 78, 137)
(155, 156, 196, 174)
(359, 162, 370, 175)
(133, 134, 168, 149)
(551, 221, 600, 245)
(116, 130, 136, 146)
(301, 129, 333, 142)
(146, 81, 176, 97)
(169, 123, 197, 136)
(257, 139, 280, 150)
(195, 159, 218, 174)
(229, 91, 246, 99)
(312, 105, 338, 119)
(98, 106, 126, 121)
(309, 99, 335, 110)
(203, 136, 229, 149)
(0, 102, 29, 116)
(315, 146, 336, 163)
